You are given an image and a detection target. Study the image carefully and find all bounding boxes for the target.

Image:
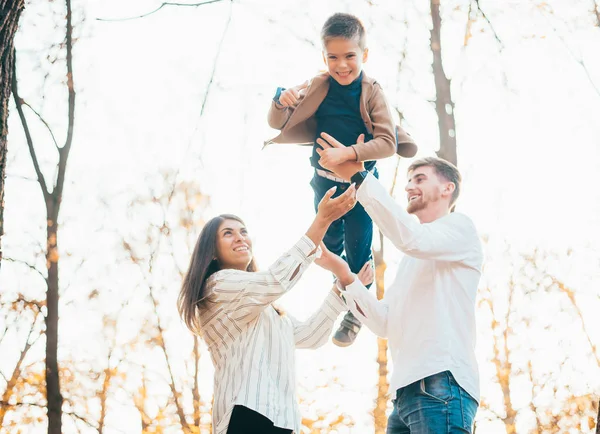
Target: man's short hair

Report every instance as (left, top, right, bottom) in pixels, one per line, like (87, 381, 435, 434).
(408, 157, 462, 208)
(321, 13, 367, 50)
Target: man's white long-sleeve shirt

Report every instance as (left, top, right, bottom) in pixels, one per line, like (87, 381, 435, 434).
(341, 173, 484, 402)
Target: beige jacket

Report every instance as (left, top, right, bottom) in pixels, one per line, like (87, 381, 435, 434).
(266, 72, 416, 161)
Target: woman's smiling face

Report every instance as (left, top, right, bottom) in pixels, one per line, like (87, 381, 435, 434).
(215, 219, 253, 271)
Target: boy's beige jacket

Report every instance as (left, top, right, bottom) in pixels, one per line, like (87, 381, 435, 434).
(266, 72, 417, 161)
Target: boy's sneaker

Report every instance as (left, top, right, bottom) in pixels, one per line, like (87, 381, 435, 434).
(332, 311, 362, 347)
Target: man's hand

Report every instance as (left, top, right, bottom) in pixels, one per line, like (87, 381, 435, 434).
(356, 261, 374, 287)
(318, 146, 355, 167)
(316, 132, 365, 181)
(277, 81, 308, 107)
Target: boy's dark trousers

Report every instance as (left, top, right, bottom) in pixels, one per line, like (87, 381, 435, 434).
(310, 169, 377, 285)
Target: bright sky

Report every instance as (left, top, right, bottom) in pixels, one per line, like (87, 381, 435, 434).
(2, 0, 600, 432)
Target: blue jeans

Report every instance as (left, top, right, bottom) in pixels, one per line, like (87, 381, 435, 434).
(386, 371, 478, 434)
(310, 169, 378, 278)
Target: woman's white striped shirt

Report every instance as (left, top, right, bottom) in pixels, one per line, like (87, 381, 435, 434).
(199, 235, 346, 434)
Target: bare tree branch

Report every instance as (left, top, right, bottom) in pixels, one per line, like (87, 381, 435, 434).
(0, 400, 44, 408)
(6, 173, 38, 182)
(96, 0, 228, 22)
(54, 0, 76, 218)
(0, 312, 41, 426)
(552, 277, 600, 368)
(539, 5, 600, 98)
(14, 293, 46, 311)
(171, 0, 233, 189)
(484, 287, 517, 432)
(526, 360, 543, 431)
(478, 402, 505, 422)
(122, 235, 190, 432)
(64, 410, 98, 430)
(556, 35, 600, 98)
(239, 2, 317, 48)
(97, 348, 114, 434)
(198, 9, 231, 119)
(474, 0, 504, 49)
(593, 0, 600, 27)
(464, 0, 474, 46)
(4, 257, 47, 282)
(147, 285, 191, 432)
(11, 51, 50, 201)
(20, 101, 60, 151)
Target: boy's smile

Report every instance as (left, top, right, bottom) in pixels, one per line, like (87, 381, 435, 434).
(322, 37, 368, 86)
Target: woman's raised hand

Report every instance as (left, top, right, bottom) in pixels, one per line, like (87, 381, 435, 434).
(316, 184, 356, 224)
(305, 184, 356, 252)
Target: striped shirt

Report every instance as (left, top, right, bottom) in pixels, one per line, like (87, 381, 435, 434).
(199, 235, 346, 434)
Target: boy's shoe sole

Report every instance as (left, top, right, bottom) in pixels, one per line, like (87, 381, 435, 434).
(332, 322, 361, 347)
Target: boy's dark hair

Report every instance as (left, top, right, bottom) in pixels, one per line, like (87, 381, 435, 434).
(321, 13, 366, 50)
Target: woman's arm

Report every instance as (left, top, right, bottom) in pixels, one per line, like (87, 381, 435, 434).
(290, 258, 375, 349)
(206, 235, 318, 325)
(205, 186, 358, 325)
(290, 287, 347, 349)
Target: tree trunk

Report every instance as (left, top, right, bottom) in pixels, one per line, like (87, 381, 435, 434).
(0, 0, 25, 267)
(98, 365, 113, 434)
(46, 214, 62, 434)
(430, 0, 457, 166)
(484, 281, 517, 434)
(596, 398, 600, 434)
(373, 231, 388, 434)
(11, 0, 75, 431)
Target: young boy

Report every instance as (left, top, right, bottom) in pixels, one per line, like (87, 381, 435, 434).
(266, 13, 416, 346)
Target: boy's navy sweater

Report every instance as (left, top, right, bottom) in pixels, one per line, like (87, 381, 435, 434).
(311, 72, 376, 172)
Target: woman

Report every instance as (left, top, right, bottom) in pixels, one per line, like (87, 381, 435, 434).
(177, 185, 373, 434)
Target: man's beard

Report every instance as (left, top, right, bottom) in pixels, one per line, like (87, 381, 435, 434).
(407, 197, 426, 214)
(407, 192, 441, 214)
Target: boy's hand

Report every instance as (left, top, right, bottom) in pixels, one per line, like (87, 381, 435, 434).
(317, 133, 365, 181)
(277, 81, 309, 107)
(318, 146, 355, 167)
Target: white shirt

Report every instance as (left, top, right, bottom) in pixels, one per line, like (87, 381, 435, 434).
(340, 173, 484, 402)
(199, 235, 346, 434)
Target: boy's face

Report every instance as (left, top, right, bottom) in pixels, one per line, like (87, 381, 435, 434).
(322, 37, 368, 86)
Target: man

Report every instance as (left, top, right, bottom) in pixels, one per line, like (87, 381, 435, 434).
(316, 132, 483, 433)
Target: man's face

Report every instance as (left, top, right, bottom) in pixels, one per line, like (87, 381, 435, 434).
(405, 165, 448, 215)
(322, 37, 368, 86)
